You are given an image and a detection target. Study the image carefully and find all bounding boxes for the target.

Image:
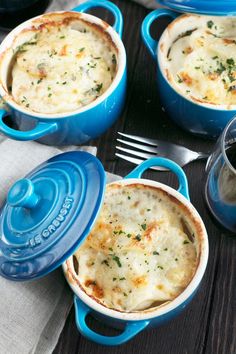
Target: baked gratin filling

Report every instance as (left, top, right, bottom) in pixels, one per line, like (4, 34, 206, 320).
(8, 14, 117, 114)
(165, 16, 236, 106)
(73, 184, 200, 312)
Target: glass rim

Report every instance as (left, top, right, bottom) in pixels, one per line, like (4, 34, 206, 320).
(221, 116, 236, 175)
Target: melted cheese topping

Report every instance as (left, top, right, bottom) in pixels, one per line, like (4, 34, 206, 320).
(10, 18, 117, 114)
(166, 16, 236, 106)
(74, 184, 199, 312)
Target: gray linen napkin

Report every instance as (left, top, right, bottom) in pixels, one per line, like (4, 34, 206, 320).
(0, 138, 121, 354)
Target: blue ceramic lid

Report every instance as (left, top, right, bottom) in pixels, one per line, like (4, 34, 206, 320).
(0, 151, 106, 281)
(158, 0, 236, 16)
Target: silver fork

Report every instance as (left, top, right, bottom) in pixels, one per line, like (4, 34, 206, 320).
(115, 132, 210, 170)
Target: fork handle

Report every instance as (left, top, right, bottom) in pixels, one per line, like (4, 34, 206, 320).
(197, 152, 210, 160)
(125, 157, 190, 201)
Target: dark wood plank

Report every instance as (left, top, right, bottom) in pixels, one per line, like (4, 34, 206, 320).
(54, 1, 235, 354)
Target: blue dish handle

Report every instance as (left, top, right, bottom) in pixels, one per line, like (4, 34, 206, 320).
(73, 0, 123, 37)
(125, 157, 190, 200)
(141, 9, 178, 60)
(74, 296, 150, 346)
(0, 109, 58, 141)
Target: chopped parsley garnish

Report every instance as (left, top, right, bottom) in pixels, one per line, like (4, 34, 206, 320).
(37, 78, 43, 84)
(228, 85, 236, 92)
(177, 75, 183, 83)
(120, 277, 126, 280)
(109, 247, 113, 252)
(207, 20, 214, 29)
(226, 58, 235, 66)
(141, 223, 146, 231)
(48, 93, 52, 98)
(126, 234, 131, 238)
(60, 35, 65, 39)
(111, 255, 122, 267)
(94, 56, 101, 59)
(127, 196, 131, 200)
(112, 278, 117, 281)
(215, 62, 226, 74)
(157, 265, 164, 270)
(101, 259, 109, 267)
(153, 251, 159, 255)
(175, 258, 178, 261)
(183, 240, 190, 244)
(135, 234, 141, 241)
(79, 47, 85, 52)
(164, 248, 168, 251)
(195, 66, 200, 70)
(95, 83, 103, 93)
(212, 56, 218, 60)
(112, 54, 117, 65)
(147, 208, 151, 211)
(62, 81, 67, 85)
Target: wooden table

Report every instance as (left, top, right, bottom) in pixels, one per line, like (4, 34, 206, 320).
(54, 1, 236, 353)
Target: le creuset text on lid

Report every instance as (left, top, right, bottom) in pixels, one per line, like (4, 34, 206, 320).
(157, 0, 236, 16)
(0, 151, 106, 281)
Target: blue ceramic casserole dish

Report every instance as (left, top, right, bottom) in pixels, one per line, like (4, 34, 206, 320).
(0, 0, 127, 145)
(142, 4, 236, 139)
(63, 157, 209, 346)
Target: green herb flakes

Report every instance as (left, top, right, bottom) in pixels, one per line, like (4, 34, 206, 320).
(112, 255, 122, 268)
(227, 58, 235, 66)
(141, 224, 146, 231)
(101, 259, 109, 267)
(207, 20, 214, 29)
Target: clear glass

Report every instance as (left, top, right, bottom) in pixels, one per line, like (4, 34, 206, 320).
(205, 117, 236, 233)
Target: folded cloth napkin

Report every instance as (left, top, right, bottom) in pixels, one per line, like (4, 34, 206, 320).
(0, 138, 121, 354)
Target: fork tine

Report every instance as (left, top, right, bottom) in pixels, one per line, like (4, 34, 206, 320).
(116, 146, 155, 159)
(118, 132, 158, 146)
(115, 153, 166, 171)
(117, 139, 157, 154)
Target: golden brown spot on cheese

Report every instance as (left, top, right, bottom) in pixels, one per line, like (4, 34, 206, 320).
(183, 46, 193, 54)
(181, 72, 193, 85)
(76, 51, 84, 59)
(144, 221, 160, 241)
(208, 72, 219, 81)
(223, 38, 236, 44)
(156, 284, 164, 290)
(85, 279, 104, 299)
(132, 276, 148, 288)
(112, 286, 122, 293)
(59, 44, 68, 56)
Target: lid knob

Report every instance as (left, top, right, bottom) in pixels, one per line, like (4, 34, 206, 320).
(7, 178, 40, 209)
